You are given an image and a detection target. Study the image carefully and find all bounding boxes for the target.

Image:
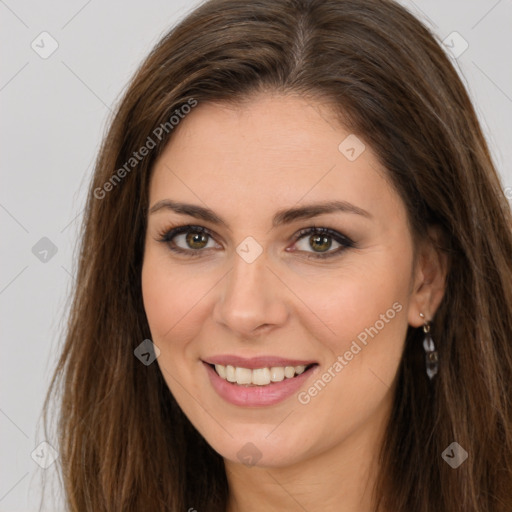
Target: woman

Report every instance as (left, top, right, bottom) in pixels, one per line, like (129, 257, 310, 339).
(44, 0, 512, 510)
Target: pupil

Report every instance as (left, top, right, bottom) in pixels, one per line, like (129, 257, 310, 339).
(187, 232, 207, 249)
(311, 235, 331, 252)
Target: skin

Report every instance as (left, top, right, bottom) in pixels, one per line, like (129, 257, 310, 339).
(141, 92, 447, 512)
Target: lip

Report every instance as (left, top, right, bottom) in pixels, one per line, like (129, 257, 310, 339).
(203, 355, 317, 370)
(203, 361, 319, 407)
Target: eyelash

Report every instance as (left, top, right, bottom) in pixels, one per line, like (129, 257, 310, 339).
(155, 224, 356, 260)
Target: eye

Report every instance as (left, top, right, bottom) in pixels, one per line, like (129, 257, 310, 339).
(291, 226, 355, 259)
(156, 224, 355, 260)
(156, 225, 220, 257)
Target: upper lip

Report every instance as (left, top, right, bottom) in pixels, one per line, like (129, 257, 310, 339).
(203, 355, 317, 369)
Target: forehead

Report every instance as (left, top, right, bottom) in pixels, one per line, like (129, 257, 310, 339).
(148, 93, 405, 227)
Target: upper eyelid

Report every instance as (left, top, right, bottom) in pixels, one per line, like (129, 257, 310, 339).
(161, 225, 220, 243)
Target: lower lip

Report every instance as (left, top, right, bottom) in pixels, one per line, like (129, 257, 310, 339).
(203, 362, 318, 407)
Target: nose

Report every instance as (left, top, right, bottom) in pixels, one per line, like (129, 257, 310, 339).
(212, 249, 289, 338)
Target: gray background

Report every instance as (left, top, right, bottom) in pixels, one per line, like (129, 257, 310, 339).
(1, 1, 511, 510)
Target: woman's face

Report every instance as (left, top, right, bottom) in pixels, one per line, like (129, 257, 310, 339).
(142, 93, 429, 469)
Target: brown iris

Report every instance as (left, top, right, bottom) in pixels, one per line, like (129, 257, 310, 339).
(309, 234, 332, 253)
(186, 231, 209, 250)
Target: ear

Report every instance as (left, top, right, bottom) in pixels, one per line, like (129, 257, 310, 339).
(407, 225, 449, 328)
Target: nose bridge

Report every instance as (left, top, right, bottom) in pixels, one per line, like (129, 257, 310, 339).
(213, 246, 288, 335)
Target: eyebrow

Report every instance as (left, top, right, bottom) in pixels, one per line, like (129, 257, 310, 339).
(148, 199, 372, 229)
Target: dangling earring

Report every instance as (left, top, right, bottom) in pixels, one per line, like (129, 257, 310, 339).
(419, 312, 438, 379)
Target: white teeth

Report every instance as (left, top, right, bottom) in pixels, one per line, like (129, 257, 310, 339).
(284, 366, 295, 378)
(226, 365, 236, 382)
(235, 367, 252, 385)
(270, 366, 285, 382)
(295, 365, 306, 375)
(252, 368, 271, 385)
(215, 364, 226, 379)
(212, 363, 311, 385)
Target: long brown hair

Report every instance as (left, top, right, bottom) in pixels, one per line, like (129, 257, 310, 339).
(43, 0, 512, 510)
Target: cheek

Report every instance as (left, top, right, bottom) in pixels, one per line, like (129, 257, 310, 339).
(141, 251, 209, 350)
(141, 253, 212, 411)
(289, 261, 410, 444)
(292, 257, 410, 350)
(287, 249, 413, 421)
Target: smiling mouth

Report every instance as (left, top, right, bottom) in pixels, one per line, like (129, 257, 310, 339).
(207, 362, 318, 386)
